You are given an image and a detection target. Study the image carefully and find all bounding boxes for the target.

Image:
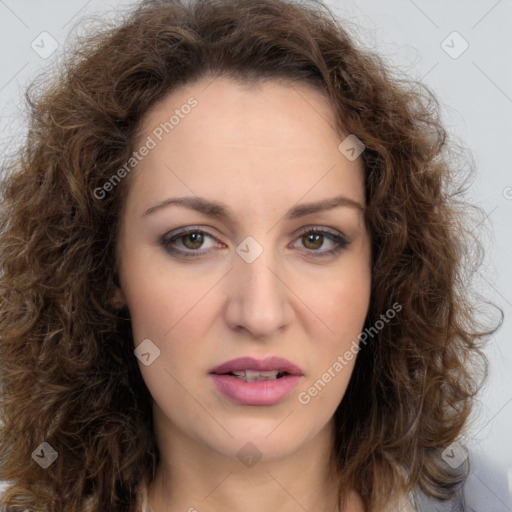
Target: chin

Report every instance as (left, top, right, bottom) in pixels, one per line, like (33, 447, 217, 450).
(197, 420, 318, 463)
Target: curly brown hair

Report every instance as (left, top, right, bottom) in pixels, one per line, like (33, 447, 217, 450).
(0, 0, 502, 511)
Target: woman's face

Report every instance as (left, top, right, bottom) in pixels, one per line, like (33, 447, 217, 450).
(115, 77, 371, 462)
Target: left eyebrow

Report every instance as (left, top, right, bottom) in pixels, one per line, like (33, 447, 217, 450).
(142, 194, 364, 220)
(283, 195, 364, 219)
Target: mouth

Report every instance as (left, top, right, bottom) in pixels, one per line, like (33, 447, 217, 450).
(209, 355, 303, 377)
(222, 369, 291, 382)
(209, 356, 304, 406)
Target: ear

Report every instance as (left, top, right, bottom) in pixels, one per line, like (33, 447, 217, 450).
(111, 285, 127, 309)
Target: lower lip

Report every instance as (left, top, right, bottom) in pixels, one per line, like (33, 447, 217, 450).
(209, 374, 303, 406)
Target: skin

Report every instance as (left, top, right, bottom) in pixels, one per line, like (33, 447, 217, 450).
(113, 76, 371, 512)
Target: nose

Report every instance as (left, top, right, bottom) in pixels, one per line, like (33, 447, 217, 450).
(223, 243, 294, 339)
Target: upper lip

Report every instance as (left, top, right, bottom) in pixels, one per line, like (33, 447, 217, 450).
(210, 356, 303, 376)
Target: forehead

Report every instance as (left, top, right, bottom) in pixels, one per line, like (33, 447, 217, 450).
(140, 76, 339, 141)
(126, 76, 365, 214)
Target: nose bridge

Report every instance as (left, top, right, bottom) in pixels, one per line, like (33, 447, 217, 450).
(224, 234, 292, 337)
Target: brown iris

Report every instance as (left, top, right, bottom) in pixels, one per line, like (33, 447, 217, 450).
(182, 232, 204, 250)
(302, 233, 323, 250)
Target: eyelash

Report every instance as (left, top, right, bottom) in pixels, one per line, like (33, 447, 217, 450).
(160, 226, 350, 259)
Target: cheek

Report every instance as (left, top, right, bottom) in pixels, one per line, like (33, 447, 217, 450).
(123, 261, 213, 402)
(299, 253, 370, 404)
(310, 260, 371, 342)
(120, 246, 212, 341)
(121, 258, 221, 410)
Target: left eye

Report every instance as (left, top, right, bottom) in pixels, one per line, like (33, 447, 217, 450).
(291, 228, 350, 256)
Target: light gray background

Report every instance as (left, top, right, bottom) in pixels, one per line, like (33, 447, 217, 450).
(0, 0, 511, 510)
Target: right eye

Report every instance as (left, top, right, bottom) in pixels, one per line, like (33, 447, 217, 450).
(161, 227, 223, 258)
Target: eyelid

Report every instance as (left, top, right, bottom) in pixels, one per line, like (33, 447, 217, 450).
(293, 225, 346, 239)
(163, 225, 219, 241)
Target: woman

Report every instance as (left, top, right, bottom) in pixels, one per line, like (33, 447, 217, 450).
(0, 0, 501, 511)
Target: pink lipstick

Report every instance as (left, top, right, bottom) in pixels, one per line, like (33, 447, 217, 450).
(209, 356, 304, 406)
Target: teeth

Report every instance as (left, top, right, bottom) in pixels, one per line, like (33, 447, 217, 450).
(230, 370, 282, 382)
